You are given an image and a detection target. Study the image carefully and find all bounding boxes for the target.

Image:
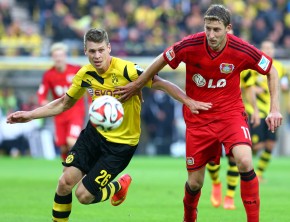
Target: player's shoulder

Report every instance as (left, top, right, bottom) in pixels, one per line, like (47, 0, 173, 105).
(180, 32, 205, 45)
(227, 34, 262, 60)
(111, 57, 141, 72)
(67, 63, 82, 70)
(111, 57, 135, 68)
(228, 34, 258, 50)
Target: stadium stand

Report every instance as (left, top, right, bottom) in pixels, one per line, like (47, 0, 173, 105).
(0, 0, 290, 58)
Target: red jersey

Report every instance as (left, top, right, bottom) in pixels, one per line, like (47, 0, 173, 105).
(163, 32, 272, 127)
(37, 64, 86, 120)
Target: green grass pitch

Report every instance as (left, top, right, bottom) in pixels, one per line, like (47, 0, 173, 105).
(0, 155, 289, 222)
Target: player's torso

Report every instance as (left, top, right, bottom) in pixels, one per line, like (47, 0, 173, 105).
(46, 64, 80, 99)
(74, 57, 142, 145)
(182, 38, 247, 113)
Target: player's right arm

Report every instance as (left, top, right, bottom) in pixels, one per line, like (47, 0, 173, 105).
(152, 75, 212, 114)
(6, 94, 77, 124)
(116, 54, 167, 102)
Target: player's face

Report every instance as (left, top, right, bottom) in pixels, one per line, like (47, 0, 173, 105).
(51, 49, 67, 71)
(85, 40, 112, 74)
(261, 41, 274, 57)
(204, 19, 231, 51)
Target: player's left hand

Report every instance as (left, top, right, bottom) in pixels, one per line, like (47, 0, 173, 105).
(115, 82, 142, 102)
(265, 111, 283, 133)
(184, 99, 212, 114)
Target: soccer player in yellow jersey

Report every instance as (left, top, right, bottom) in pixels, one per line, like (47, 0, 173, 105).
(6, 28, 212, 222)
(242, 40, 286, 182)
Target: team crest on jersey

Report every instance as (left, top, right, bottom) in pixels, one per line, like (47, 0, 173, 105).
(65, 154, 74, 164)
(219, 63, 234, 74)
(186, 157, 194, 165)
(112, 73, 119, 86)
(165, 48, 175, 61)
(258, 55, 270, 71)
(192, 74, 206, 87)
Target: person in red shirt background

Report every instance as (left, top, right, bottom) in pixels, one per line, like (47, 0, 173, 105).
(38, 42, 86, 161)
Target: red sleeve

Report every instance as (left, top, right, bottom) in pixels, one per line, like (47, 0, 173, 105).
(37, 71, 50, 105)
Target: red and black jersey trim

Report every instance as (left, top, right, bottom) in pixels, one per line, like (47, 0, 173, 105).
(174, 36, 204, 54)
(228, 39, 261, 61)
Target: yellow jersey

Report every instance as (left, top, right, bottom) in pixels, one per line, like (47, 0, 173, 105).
(240, 60, 285, 118)
(67, 57, 151, 146)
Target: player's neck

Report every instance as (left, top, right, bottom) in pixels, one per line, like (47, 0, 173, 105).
(55, 64, 66, 73)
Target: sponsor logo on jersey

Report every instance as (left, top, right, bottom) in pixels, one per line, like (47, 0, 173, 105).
(192, 74, 227, 88)
(219, 63, 234, 74)
(192, 74, 206, 87)
(165, 48, 175, 61)
(258, 55, 270, 71)
(93, 89, 120, 97)
(186, 157, 194, 165)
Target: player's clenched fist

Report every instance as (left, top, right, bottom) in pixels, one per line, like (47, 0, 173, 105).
(6, 111, 32, 124)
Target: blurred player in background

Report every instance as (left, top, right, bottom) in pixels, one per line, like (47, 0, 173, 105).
(242, 40, 287, 182)
(116, 4, 283, 222)
(37, 42, 86, 160)
(7, 28, 211, 222)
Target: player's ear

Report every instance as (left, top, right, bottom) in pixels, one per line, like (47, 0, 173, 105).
(226, 24, 232, 33)
(108, 43, 111, 53)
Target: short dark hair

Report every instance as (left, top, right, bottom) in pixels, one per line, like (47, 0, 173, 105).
(84, 28, 110, 49)
(204, 4, 231, 27)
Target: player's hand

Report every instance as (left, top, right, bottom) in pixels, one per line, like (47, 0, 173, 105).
(250, 110, 261, 128)
(265, 111, 283, 133)
(185, 99, 212, 114)
(115, 82, 142, 102)
(6, 111, 32, 124)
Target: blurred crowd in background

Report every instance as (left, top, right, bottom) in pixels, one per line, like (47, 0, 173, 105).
(1, 0, 290, 57)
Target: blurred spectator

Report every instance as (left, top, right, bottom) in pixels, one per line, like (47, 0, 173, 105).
(0, 88, 30, 157)
(2, 0, 290, 57)
(141, 89, 175, 155)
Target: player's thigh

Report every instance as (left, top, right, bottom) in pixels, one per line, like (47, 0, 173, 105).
(186, 126, 222, 171)
(220, 114, 252, 155)
(82, 143, 137, 195)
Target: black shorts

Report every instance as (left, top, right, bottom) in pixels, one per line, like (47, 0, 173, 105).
(63, 121, 137, 195)
(250, 117, 276, 144)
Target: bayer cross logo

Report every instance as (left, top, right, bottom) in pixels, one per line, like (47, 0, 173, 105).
(192, 74, 206, 87)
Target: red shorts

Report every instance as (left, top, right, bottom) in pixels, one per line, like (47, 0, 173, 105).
(54, 116, 84, 147)
(185, 113, 252, 171)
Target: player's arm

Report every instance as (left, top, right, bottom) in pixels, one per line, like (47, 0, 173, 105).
(265, 65, 283, 132)
(7, 94, 77, 124)
(152, 75, 212, 114)
(116, 54, 167, 102)
(37, 73, 51, 106)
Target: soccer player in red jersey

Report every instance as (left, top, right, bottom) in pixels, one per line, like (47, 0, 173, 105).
(116, 4, 283, 222)
(38, 43, 86, 160)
